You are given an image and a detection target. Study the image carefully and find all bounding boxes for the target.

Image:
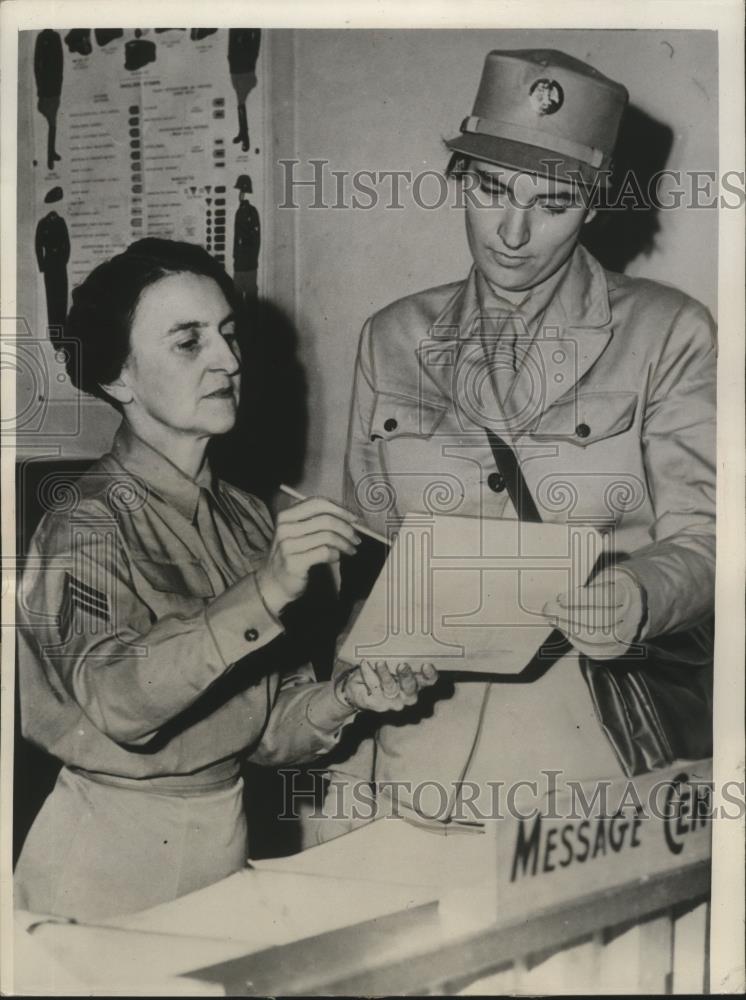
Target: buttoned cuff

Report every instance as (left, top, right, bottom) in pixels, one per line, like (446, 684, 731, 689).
(304, 683, 360, 753)
(205, 572, 284, 666)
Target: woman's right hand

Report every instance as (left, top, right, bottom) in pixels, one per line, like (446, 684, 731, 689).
(257, 497, 361, 616)
(336, 660, 439, 714)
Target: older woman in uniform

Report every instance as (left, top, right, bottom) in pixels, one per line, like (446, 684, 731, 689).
(15, 238, 437, 921)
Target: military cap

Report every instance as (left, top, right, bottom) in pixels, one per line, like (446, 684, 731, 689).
(446, 49, 629, 183)
(235, 174, 253, 193)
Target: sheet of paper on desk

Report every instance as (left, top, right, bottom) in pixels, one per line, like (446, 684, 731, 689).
(339, 514, 604, 675)
(105, 865, 437, 955)
(251, 814, 498, 893)
(96, 821, 500, 985)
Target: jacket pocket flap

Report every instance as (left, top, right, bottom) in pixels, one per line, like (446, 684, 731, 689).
(134, 558, 215, 598)
(369, 391, 447, 441)
(535, 391, 638, 445)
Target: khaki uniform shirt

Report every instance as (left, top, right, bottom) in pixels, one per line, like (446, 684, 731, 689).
(17, 424, 345, 780)
(325, 244, 715, 817)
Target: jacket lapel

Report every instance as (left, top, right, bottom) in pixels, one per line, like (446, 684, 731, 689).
(416, 268, 507, 429)
(500, 245, 614, 431)
(415, 246, 614, 433)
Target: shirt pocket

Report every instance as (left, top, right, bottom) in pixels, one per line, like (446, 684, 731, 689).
(368, 391, 447, 442)
(533, 391, 638, 447)
(133, 558, 216, 609)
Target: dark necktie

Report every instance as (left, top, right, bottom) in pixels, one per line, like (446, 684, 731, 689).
(479, 307, 525, 412)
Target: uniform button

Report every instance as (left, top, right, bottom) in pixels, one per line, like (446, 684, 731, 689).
(244, 628, 259, 642)
(383, 418, 398, 432)
(487, 472, 506, 493)
(575, 423, 591, 439)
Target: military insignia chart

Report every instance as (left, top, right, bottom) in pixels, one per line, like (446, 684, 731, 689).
(21, 27, 265, 342)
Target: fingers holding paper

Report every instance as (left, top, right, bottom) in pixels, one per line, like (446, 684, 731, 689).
(542, 568, 646, 660)
(336, 659, 438, 713)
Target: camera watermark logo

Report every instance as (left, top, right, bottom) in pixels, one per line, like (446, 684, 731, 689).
(1, 318, 83, 439)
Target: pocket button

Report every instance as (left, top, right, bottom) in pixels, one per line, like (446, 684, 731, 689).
(383, 418, 398, 432)
(487, 472, 506, 493)
(575, 423, 591, 439)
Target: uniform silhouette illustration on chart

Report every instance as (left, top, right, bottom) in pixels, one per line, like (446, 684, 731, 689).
(228, 29, 261, 152)
(64, 30, 92, 56)
(125, 31, 157, 71)
(94, 29, 124, 47)
(36, 188, 70, 338)
(34, 30, 63, 171)
(233, 174, 260, 300)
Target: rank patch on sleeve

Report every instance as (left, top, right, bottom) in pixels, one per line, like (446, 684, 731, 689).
(60, 572, 111, 638)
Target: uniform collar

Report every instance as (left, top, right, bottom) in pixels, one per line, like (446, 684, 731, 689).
(553, 242, 612, 329)
(108, 422, 215, 522)
(434, 243, 611, 339)
(418, 244, 613, 420)
(474, 253, 573, 333)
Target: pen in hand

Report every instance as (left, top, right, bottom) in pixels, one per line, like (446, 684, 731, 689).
(279, 484, 392, 547)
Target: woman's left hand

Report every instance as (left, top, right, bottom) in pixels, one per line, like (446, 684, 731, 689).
(335, 659, 438, 713)
(542, 567, 646, 660)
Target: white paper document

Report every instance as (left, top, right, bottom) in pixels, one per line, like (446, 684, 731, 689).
(104, 864, 436, 954)
(340, 514, 604, 675)
(250, 814, 498, 892)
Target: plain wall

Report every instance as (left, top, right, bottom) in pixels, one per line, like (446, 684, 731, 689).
(277, 28, 718, 498)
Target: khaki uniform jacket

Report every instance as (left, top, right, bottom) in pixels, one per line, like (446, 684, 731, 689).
(327, 245, 715, 815)
(17, 425, 345, 780)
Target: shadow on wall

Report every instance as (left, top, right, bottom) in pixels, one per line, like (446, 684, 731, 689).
(210, 297, 308, 505)
(210, 296, 341, 680)
(210, 298, 337, 859)
(581, 105, 674, 274)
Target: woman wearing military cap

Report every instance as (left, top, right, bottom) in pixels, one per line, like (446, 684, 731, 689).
(321, 49, 715, 836)
(14, 238, 437, 920)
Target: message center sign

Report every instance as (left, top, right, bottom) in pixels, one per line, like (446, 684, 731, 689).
(496, 761, 713, 919)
